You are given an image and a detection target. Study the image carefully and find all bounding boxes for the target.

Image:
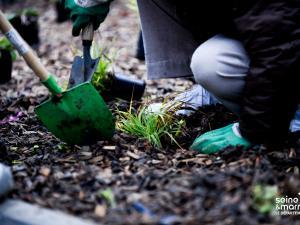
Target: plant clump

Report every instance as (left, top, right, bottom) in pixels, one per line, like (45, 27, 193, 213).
(117, 101, 186, 149)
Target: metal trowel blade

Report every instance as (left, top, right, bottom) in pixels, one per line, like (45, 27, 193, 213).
(68, 56, 100, 89)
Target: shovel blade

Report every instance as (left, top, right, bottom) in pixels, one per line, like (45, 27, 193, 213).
(35, 82, 115, 145)
(68, 56, 100, 89)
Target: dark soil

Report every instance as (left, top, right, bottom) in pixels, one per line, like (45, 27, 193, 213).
(1, 1, 300, 225)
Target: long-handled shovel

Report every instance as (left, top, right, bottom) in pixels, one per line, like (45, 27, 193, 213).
(0, 10, 115, 145)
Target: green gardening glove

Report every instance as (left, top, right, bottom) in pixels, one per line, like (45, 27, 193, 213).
(65, 0, 113, 36)
(190, 123, 251, 154)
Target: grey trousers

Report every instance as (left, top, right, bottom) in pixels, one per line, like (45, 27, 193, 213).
(137, 0, 249, 114)
(191, 34, 250, 114)
(137, 0, 199, 79)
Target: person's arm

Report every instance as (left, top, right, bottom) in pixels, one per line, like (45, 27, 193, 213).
(236, 1, 300, 146)
(64, 0, 114, 36)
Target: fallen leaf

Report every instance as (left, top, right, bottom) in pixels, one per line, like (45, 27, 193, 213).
(39, 167, 51, 177)
(94, 204, 107, 218)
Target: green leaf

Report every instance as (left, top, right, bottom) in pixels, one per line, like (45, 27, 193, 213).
(99, 189, 117, 208)
(0, 37, 18, 61)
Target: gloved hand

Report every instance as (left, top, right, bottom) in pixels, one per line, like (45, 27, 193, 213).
(190, 123, 251, 154)
(65, 0, 113, 36)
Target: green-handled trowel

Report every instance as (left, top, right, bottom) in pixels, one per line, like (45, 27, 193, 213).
(0, 10, 115, 145)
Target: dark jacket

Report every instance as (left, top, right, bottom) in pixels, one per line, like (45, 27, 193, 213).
(176, 0, 300, 144)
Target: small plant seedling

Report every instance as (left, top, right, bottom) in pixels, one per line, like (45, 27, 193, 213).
(86, 43, 116, 94)
(92, 54, 114, 94)
(117, 100, 186, 149)
(99, 188, 117, 208)
(251, 184, 279, 214)
(0, 37, 15, 84)
(0, 37, 17, 60)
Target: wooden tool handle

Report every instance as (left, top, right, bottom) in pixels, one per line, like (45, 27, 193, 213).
(0, 10, 49, 81)
(81, 23, 94, 42)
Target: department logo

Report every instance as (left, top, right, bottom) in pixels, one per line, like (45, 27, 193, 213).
(274, 193, 300, 215)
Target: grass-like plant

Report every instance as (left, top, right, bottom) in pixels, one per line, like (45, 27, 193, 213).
(117, 101, 186, 149)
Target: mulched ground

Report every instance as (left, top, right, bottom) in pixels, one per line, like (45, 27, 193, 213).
(1, 1, 300, 224)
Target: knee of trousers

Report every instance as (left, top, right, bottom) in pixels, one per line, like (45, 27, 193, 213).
(190, 35, 250, 98)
